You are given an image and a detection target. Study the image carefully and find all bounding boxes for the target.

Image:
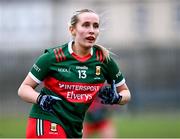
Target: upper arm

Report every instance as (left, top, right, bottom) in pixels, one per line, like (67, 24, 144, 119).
(21, 74, 39, 89)
(18, 74, 40, 104)
(117, 82, 129, 92)
(104, 57, 125, 86)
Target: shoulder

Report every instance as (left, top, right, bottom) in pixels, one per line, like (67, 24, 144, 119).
(44, 43, 68, 62)
(44, 43, 68, 54)
(105, 56, 118, 66)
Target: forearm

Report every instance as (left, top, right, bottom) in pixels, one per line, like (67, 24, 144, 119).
(18, 84, 39, 104)
(119, 89, 131, 105)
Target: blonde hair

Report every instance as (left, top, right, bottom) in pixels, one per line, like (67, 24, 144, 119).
(70, 9, 95, 27)
(94, 44, 110, 61)
(69, 9, 110, 60)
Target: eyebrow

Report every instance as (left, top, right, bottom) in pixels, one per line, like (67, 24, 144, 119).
(82, 21, 99, 24)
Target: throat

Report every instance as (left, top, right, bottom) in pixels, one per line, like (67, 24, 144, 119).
(72, 43, 92, 57)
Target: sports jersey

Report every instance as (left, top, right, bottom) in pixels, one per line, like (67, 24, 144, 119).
(28, 41, 125, 138)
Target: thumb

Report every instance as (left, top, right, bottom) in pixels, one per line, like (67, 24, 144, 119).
(111, 80, 116, 91)
(50, 96, 62, 101)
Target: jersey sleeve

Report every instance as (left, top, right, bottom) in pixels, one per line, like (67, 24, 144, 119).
(28, 50, 51, 84)
(103, 57, 125, 87)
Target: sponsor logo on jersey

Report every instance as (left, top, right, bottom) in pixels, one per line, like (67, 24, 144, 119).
(67, 91, 92, 101)
(58, 83, 99, 92)
(116, 71, 122, 78)
(94, 77, 101, 80)
(76, 66, 88, 70)
(58, 68, 69, 73)
(95, 66, 101, 76)
(44, 77, 104, 103)
(33, 64, 41, 72)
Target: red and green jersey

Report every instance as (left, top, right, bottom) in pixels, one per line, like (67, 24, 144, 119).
(28, 41, 125, 138)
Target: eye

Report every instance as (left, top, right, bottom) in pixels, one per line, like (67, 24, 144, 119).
(82, 22, 90, 27)
(93, 23, 99, 29)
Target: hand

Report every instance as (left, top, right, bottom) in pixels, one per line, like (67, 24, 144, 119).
(98, 80, 122, 104)
(37, 94, 61, 113)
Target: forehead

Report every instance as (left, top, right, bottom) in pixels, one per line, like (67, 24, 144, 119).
(78, 12, 99, 23)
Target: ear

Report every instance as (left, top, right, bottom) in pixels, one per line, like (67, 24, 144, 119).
(69, 26, 76, 36)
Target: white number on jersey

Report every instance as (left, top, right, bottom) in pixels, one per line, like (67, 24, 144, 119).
(78, 70, 87, 79)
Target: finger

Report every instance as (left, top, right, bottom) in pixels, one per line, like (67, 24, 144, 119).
(49, 109, 57, 116)
(111, 80, 116, 91)
(98, 94, 109, 100)
(98, 90, 107, 98)
(50, 96, 62, 101)
(99, 87, 110, 96)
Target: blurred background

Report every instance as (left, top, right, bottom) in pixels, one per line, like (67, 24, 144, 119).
(0, 0, 180, 138)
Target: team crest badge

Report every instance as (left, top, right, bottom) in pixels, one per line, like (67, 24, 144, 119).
(50, 123, 57, 132)
(96, 66, 101, 76)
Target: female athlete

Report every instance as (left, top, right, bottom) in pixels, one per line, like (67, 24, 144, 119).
(18, 9, 131, 138)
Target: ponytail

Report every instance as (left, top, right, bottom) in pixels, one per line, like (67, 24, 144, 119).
(94, 44, 110, 61)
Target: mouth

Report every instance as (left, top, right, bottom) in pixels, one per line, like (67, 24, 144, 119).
(85, 36, 96, 42)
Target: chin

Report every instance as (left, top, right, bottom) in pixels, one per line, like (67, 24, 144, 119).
(86, 42, 95, 47)
(81, 40, 96, 48)
(87, 44, 94, 49)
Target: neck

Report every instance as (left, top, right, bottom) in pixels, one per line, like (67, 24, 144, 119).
(72, 42, 91, 57)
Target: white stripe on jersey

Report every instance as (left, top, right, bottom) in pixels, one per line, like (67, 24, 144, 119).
(115, 78, 125, 87)
(28, 72, 42, 84)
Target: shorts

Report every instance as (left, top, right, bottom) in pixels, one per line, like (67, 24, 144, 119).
(26, 117, 67, 138)
(83, 119, 111, 137)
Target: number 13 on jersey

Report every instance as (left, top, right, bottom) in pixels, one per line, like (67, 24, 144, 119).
(78, 70, 87, 79)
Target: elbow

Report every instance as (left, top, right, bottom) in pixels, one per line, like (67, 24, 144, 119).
(18, 85, 23, 98)
(18, 85, 27, 102)
(127, 90, 131, 102)
(119, 90, 131, 105)
(18, 87, 21, 97)
(125, 90, 131, 104)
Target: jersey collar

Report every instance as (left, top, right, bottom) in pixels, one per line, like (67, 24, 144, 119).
(68, 41, 93, 55)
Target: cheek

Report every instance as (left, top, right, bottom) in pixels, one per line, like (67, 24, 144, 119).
(76, 28, 86, 38)
(96, 28, 100, 33)
(95, 30, 99, 36)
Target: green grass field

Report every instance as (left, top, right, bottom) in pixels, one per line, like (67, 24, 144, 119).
(0, 113, 180, 138)
(113, 113, 180, 138)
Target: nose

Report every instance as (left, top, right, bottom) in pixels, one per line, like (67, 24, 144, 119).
(89, 26, 95, 34)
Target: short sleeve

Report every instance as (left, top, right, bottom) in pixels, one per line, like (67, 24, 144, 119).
(29, 51, 51, 83)
(104, 57, 125, 87)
